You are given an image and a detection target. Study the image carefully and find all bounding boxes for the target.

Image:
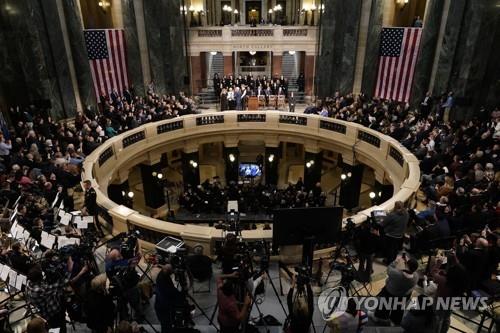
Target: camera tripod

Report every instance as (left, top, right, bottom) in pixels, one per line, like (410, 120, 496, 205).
(322, 235, 372, 297)
(173, 268, 220, 332)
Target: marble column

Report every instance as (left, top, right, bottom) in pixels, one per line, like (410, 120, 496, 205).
(315, 0, 335, 97)
(431, 0, 466, 96)
(481, 13, 500, 108)
(316, 0, 363, 97)
(440, 0, 498, 119)
(122, 0, 145, 96)
(143, 0, 188, 94)
(409, 0, 445, 105)
(360, 0, 383, 97)
(62, 0, 96, 108)
(0, 0, 74, 119)
(39, 0, 78, 117)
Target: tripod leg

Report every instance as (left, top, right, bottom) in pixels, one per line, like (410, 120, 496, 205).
(265, 270, 288, 317)
(209, 302, 219, 323)
(186, 293, 220, 332)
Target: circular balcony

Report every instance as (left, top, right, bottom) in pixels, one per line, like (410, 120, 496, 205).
(81, 111, 420, 253)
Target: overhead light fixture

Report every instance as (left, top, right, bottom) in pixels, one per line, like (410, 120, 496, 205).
(251, 9, 256, 12)
(127, 191, 134, 198)
(210, 51, 218, 55)
(249, 51, 256, 55)
(347, 172, 352, 178)
(268, 9, 273, 13)
(340, 174, 347, 180)
(233, 9, 238, 14)
(157, 173, 163, 179)
(121, 191, 125, 196)
(379, 191, 382, 197)
(306, 162, 312, 168)
(288, 51, 296, 55)
(229, 154, 236, 162)
(309, 160, 315, 165)
(152, 171, 157, 177)
(98, 1, 110, 9)
(268, 154, 275, 162)
(369, 192, 376, 199)
(190, 160, 198, 168)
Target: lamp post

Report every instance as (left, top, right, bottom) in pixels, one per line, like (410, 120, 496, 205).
(222, 5, 232, 25)
(233, 8, 239, 25)
(273, 4, 282, 25)
(310, 3, 316, 26)
(121, 190, 134, 209)
(268, 9, 273, 24)
(153, 171, 174, 220)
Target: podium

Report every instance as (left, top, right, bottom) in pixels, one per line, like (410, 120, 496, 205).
(248, 96, 259, 110)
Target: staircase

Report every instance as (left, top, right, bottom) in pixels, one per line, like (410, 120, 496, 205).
(281, 52, 305, 103)
(196, 53, 223, 105)
(207, 53, 224, 87)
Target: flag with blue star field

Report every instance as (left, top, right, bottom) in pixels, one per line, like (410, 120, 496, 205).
(374, 27, 422, 103)
(84, 29, 129, 100)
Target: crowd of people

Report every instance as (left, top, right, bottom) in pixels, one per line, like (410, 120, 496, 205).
(215, 73, 304, 110)
(0, 87, 200, 332)
(179, 177, 326, 215)
(0, 82, 499, 333)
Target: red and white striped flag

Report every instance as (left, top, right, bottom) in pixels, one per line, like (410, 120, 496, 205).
(84, 29, 129, 100)
(374, 27, 422, 103)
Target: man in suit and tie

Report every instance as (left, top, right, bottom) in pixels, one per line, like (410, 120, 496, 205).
(420, 91, 432, 119)
(289, 92, 296, 113)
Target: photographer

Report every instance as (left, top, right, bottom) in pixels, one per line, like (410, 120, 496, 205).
(219, 233, 238, 274)
(154, 264, 183, 333)
(105, 248, 144, 322)
(378, 201, 409, 263)
(286, 274, 314, 333)
(326, 298, 367, 333)
(216, 272, 252, 333)
(84, 274, 115, 333)
(369, 254, 419, 325)
(26, 257, 88, 332)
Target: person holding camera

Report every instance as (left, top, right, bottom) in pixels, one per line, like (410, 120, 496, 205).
(378, 201, 409, 264)
(285, 275, 314, 333)
(369, 253, 419, 325)
(326, 298, 368, 333)
(105, 247, 144, 322)
(216, 272, 252, 333)
(154, 264, 183, 333)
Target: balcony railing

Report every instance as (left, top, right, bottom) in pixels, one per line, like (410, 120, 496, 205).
(188, 25, 319, 55)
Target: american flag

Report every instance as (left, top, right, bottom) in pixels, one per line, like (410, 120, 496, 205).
(84, 29, 129, 100)
(374, 27, 422, 103)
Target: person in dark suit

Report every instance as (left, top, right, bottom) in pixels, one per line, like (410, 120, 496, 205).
(420, 91, 432, 119)
(289, 92, 296, 112)
(83, 180, 104, 236)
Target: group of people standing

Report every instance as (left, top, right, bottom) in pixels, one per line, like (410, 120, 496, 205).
(214, 73, 305, 111)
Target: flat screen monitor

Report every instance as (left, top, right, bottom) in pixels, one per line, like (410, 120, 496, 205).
(239, 163, 262, 178)
(272, 206, 343, 247)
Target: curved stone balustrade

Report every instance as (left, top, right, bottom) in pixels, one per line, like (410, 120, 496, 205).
(82, 111, 420, 254)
